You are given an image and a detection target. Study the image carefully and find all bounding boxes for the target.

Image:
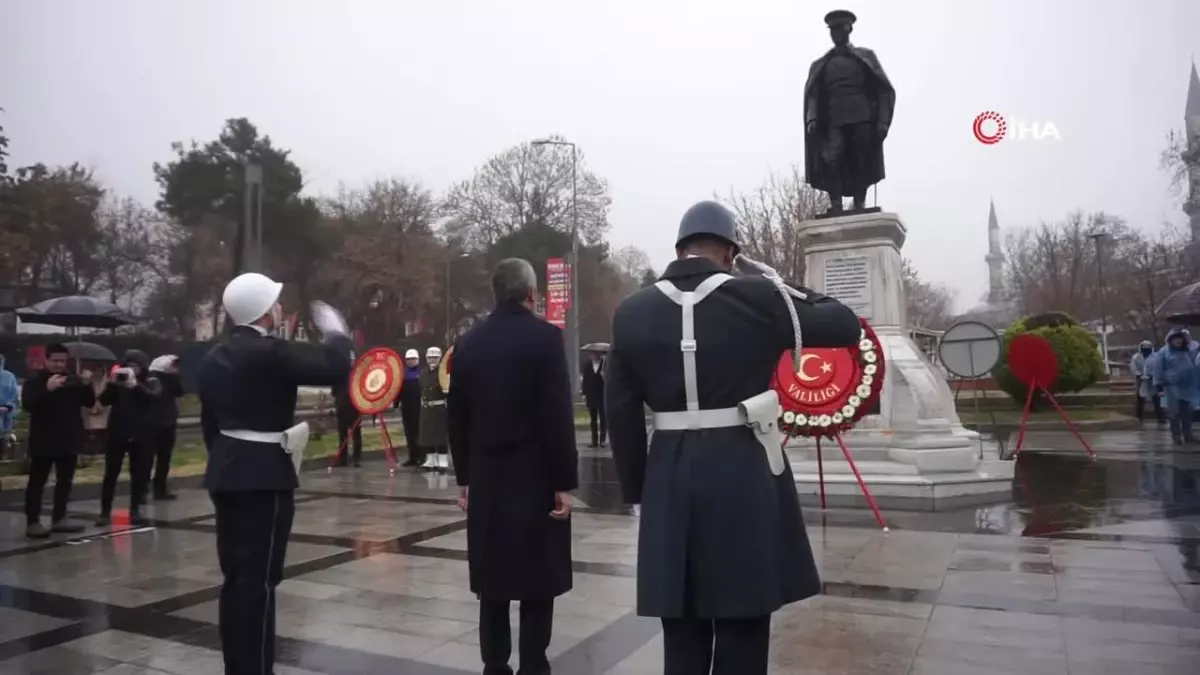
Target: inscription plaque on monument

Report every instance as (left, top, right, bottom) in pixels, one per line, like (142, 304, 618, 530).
(823, 256, 871, 318)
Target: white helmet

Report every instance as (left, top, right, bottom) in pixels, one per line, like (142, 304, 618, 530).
(426, 346, 442, 358)
(404, 349, 420, 359)
(222, 273, 283, 326)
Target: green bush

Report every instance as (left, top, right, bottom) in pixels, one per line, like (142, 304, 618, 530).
(992, 313, 1104, 405)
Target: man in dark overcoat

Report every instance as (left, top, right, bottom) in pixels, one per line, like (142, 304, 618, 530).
(581, 350, 607, 447)
(198, 273, 353, 675)
(606, 201, 860, 674)
(21, 343, 95, 538)
(803, 9, 896, 214)
(447, 257, 578, 675)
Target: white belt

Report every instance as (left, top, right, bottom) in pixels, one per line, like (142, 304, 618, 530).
(652, 407, 743, 431)
(653, 273, 733, 429)
(221, 429, 286, 444)
(423, 400, 446, 407)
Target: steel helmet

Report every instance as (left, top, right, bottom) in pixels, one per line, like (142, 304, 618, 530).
(222, 273, 283, 326)
(404, 349, 420, 359)
(426, 346, 442, 358)
(675, 201, 741, 255)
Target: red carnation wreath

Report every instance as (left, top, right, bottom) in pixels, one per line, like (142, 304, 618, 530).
(772, 318, 886, 438)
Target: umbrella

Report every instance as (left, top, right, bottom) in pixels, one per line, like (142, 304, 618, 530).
(16, 295, 134, 329)
(581, 342, 611, 353)
(1155, 281, 1200, 325)
(65, 341, 118, 363)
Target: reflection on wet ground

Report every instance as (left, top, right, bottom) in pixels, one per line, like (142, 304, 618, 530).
(0, 428, 1196, 674)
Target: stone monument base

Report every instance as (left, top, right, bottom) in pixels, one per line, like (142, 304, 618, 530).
(791, 211, 1014, 511)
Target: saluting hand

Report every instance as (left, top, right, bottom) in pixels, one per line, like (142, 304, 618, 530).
(457, 487, 468, 511)
(550, 492, 572, 520)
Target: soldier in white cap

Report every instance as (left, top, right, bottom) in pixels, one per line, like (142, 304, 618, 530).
(397, 348, 425, 466)
(419, 345, 450, 471)
(197, 272, 353, 675)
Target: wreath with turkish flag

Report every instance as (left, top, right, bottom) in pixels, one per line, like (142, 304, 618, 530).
(772, 318, 886, 438)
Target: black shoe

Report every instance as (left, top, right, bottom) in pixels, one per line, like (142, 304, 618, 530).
(129, 512, 150, 526)
(95, 513, 111, 527)
(51, 519, 86, 534)
(154, 492, 178, 501)
(26, 522, 51, 539)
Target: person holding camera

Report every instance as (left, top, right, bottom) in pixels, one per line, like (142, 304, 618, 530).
(147, 355, 184, 500)
(21, 343, 96, 539)
(96, 350, 162, 526)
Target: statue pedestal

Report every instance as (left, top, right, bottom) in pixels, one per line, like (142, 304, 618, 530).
(788, 211, 1013, 510)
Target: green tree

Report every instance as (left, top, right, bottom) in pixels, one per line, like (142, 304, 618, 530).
(992, 312, 1104, 405)
(153, 118, 327, 318)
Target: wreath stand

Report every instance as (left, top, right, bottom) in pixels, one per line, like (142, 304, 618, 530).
(329, 413, 400, 475)
(1007, 334, 1096, 460)
(775, 318, 890, 532)
(327, 347, 407, 476)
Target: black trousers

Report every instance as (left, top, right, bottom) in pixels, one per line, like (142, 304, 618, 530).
(1135, 394, 1164, 422)
(586, 398, 607, 446)
(212, 490, 295, 675)
(100, 438, 151, 515)
(24, 455, 77, 524)
(661, 569, 771, 675)
(822, 122, 873, 204)
(479, 597, 553, 675)
(335, 406, 362, 461)
(400, 397, 423, 463)
(150, 425, 177, 496)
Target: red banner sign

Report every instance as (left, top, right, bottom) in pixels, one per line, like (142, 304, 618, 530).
(545, 257, 571, 329)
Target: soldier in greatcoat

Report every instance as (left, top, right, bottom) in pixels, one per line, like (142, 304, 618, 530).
(419, 346, 450, 472)
(606, 201, 861, 674)
(197, 272, 353, 675)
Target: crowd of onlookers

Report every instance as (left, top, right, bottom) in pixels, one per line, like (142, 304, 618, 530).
(1130, 327, 1200, 444)
(4, 343, 183, 539)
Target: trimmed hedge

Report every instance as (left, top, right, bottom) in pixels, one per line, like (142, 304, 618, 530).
(992, 312, 1104, 405)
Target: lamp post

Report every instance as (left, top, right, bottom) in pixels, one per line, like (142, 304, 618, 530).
(531, 138, 580, 398)
(241, 163, 264, 274)
(1088, 231, 1110, 374)
(445, 252, 469, 344)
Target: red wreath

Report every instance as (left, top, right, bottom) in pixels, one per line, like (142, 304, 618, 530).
(772, 318, 886, 438)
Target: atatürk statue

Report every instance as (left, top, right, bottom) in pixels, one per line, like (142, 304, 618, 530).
(804, 10, 896, 216)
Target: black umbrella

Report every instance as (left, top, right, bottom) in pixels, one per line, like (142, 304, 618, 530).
(1156, 281, 1200, 325)
(16, 295, 134, 329)
(65, 341, 118, 363)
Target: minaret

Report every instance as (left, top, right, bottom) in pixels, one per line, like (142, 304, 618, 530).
(985, 199, 1005, 304)
(1184, 60, 1200, 242)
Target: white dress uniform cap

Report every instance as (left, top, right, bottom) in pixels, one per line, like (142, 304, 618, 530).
(405, 349, 420, 359)
(222, 273, 283, 326)
(426, 346, 442, 358)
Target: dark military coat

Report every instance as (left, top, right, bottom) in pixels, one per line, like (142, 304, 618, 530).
(418, 365, 448, 447)
(606, 256, 860, 619)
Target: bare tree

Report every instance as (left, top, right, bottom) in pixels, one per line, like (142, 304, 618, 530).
(94, 197, 158, 312)
(902, 258, 955, 330)
(721, 165, 825, 283)
(440, 136, 612, 250)
(610, 244, 652, 295)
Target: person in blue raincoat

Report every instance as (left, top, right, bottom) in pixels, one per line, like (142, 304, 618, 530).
(0, 355, 18, 451)
(1130, 340, 1164, 424)
(1151, 327, 1200, 444)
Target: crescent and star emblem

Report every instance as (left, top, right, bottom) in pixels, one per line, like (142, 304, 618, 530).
(796, 353, 834, 384)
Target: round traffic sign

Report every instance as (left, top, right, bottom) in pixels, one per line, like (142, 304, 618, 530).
(938, 321, 1002, 379)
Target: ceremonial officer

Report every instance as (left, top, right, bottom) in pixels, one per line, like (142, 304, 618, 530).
(606, 201, 861, 675)
(198, 272, 353, 675)
(419, 346, 450, 472)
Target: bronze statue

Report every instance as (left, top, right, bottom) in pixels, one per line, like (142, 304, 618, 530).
(803, 10, 896, 216)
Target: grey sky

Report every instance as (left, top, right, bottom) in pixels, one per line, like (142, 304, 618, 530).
(4, 0, 1199, 311)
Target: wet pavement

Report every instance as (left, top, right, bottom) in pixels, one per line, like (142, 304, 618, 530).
(0, 428, 1196, 674)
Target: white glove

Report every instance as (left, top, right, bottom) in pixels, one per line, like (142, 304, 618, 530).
(310, 301, 349, 337)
